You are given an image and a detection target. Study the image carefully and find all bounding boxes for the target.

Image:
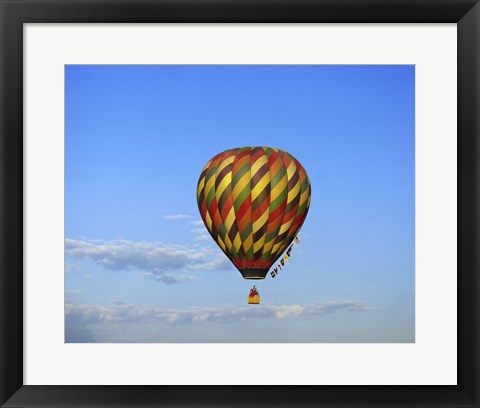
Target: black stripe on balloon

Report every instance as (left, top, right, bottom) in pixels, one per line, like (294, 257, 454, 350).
(215, 162, 234, 190)
(218, 186, 231, 213)
(253, 249, 264, 262)
(274, 230, 289, 245)
(251, 183, 271, 213)
(287, 169, 300, 191)
(252, 221, 268, 244)
(251, 162, 270, 187)
(283, 193, 301, 217)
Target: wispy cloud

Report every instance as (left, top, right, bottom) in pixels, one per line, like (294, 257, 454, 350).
(141, 272, 194, 284)
(162, 214, 192, 220)
(65, 289, 82, 295)
(194, 233, 210, 242)
(188, 256, 230, 271)
(65, 299, 373, 326)
(65, 262, 83, 272)
(65, 238, 229, 284)
(191, 227, 207, 234)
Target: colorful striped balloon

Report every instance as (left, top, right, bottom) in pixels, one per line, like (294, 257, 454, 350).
(196, 147, 311, 279)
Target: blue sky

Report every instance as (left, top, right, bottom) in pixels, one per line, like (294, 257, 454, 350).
(65, 65, 415, 343)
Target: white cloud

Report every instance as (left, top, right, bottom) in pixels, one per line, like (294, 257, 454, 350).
(65, 262, 82, 272)
(188, 256, 230, 271)
(142, 272, 194, 284)
(65, 238, 230, 284)
(194, 234, 210, 242)
(190, 222, 210, 243)
(65, 289, 82, 295)
(65, 299, 373, 326)
(162, 214, 192, 220)
(191, 227, 207, 234)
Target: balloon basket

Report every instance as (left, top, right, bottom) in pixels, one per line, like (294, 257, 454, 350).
(248, 295, 260, 304)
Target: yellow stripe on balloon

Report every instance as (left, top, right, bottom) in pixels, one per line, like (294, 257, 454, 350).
(205, 211, 213, 233)
(197, 162, 211, 199)
(243, 234, 253, 254)
(263, 237, 276, 254)
(232, 171, 250, 198)
(216, 173, 231, 200)
(278, 220, 293, 235)
(252, 208, 269, 232)
(233, 231, 242, 254)
(223, 234, 233, 254)
(251, 172, 270, 201)
(253, 212, 269, 254)
(286, 160, 296, 182)
(216, 155, 235, 175)
(224, 207, 236, 243)
(221, 207, 236, 254)
(200, 161, 212, 175)
(217, 235, 226, 252)
(270, 173, 287, 198)
(196, 177, 205, 200)
(286, 180, 301, 204)
(270, 219, 295, 256)
(271, 241, 283, 255)
(299, 187, 309, 206)
(251, 153, 267, 174)
(205, 174, 216, 197)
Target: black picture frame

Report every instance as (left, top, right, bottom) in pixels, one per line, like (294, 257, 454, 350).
(1, 1, 479, 407)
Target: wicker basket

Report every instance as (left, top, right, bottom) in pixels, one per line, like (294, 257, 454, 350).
(248, 294, 260, 304)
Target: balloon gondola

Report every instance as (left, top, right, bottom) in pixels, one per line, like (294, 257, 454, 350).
(248, 285, 260, 304)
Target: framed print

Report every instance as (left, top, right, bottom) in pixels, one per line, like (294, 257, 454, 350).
(1, 1, 479, 407)
(25, 25, 455, 387)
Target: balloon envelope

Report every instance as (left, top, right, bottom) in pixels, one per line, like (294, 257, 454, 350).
(196, 146, 311, 279)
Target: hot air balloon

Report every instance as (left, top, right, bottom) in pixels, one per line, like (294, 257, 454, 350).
(196, 146, 311, 279)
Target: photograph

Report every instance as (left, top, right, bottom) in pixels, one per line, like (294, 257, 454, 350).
(65, 64, 415, 343)
(2, 0, 479, 405)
